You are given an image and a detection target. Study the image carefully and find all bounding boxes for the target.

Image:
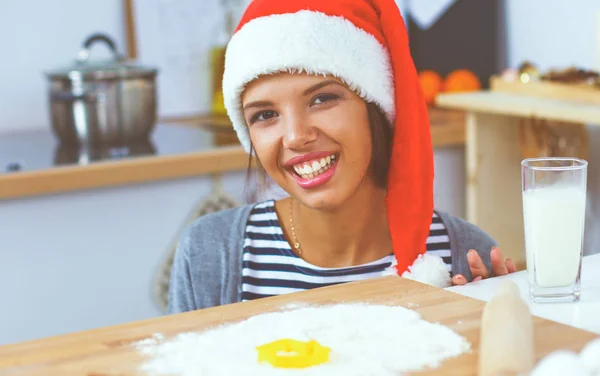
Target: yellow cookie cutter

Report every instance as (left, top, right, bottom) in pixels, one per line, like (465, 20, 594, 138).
(256, 339, 331, 368)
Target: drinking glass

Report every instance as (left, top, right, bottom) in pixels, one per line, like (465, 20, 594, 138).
(521, 157, 587, 303)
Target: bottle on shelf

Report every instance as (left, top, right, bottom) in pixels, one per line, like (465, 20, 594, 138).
(210, 0, 241, 117)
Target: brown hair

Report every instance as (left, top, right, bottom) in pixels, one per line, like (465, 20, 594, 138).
(245, 102, 393, 197)
(366, 102, 393, 188)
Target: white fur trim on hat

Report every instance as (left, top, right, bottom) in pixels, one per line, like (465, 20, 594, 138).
(400, 253, 452, 288)
(223, 10, 395, 153)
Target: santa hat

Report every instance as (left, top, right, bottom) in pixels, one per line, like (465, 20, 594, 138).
(223, 0, 441, 284)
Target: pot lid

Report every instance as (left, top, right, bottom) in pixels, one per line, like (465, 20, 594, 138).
(46, 33, 157, 80)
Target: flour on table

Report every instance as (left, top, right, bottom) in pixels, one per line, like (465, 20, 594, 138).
(135, 303, 470, 375)
(580, 337, 600, 374)
(279, 302, 311, 311)
(531, 337, 600, 376)
(530, 350, 588, 376)
(136, 333, 166, 347)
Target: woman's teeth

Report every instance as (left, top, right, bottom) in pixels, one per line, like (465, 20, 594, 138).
(293, 155, 336, 179)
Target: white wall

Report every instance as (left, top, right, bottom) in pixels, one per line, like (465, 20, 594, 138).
(0, 0, 126, 133)
(506, 0, 600, 71)
(505, 0, 600, 255)
(0, 172, 251, 345)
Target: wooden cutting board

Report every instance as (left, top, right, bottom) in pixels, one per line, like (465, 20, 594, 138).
(0, 276, 596, 375)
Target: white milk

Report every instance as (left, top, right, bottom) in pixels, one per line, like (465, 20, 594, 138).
(523, 186, 586, 288)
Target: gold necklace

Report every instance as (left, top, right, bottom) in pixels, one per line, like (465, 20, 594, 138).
(289, 199, 302, 255)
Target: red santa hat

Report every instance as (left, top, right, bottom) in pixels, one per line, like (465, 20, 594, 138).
(223, 0, 437, 280)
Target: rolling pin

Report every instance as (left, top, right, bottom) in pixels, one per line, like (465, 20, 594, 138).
(479, 280, 535, 376)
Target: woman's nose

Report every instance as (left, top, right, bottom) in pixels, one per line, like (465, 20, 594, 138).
(281, 115, 318, 150)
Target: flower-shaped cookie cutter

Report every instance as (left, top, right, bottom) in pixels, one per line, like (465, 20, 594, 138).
(256, 339, 331, 368)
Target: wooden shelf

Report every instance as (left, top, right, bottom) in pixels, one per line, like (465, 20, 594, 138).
(429, 107, 466, 146)
(0, 146, 249, 200)
(436, 91, 600, 125)
(489, 76, 600, 106)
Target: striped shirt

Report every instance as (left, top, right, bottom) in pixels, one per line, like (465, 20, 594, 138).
(241, 200, 452, 301)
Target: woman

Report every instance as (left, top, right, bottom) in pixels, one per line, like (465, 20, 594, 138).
(169, 0, 516, 313)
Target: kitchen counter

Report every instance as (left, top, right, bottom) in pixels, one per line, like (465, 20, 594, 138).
(446, 253, 600, 335)
(0, 109, 466, 200)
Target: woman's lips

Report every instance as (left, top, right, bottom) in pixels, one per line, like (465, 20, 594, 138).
(290, 156, 338, 189)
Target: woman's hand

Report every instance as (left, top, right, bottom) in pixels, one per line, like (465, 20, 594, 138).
(451, 247, 517, 286)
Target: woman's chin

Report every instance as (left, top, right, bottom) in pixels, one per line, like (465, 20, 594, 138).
(274, 165, 368, 211)
(289, 186, 350, 211)
(296, 196, 344, 211)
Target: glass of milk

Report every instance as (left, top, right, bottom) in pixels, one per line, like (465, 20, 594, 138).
(521, 157, 587, 303)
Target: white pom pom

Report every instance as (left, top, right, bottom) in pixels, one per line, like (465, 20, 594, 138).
(531, 350, 589, 376)
(580, 337, 600, 374)
(401, 254, 451, 288)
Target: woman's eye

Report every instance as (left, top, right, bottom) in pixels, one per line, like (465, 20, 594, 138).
(250, 110, 277, 124)
(312, 94, 339, 105)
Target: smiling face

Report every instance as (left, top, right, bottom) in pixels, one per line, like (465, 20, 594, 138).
(241, 73, 378, 210)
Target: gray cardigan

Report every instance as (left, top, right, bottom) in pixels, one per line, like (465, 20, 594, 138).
(168, 205, 497, 314)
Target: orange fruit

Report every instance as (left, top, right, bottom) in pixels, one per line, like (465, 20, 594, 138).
(418, 70, 443, 105)
(443, 69, 482, 92)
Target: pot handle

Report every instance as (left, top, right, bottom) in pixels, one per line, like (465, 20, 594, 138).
(76, 33, 123, 63)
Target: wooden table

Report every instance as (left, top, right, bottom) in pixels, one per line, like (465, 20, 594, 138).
(0, 277, 595, 375)
(436, 91, 600, 268)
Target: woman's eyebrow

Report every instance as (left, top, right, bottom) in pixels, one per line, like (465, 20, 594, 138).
(242, 80, 342, 111)
(242, 100, 273, 111)
(302, 80, 344, 95)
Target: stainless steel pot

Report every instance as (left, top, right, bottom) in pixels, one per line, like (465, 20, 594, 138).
(46, 34, 158, 146)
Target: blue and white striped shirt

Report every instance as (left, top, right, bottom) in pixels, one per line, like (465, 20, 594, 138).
(241, 200, 452, 301)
